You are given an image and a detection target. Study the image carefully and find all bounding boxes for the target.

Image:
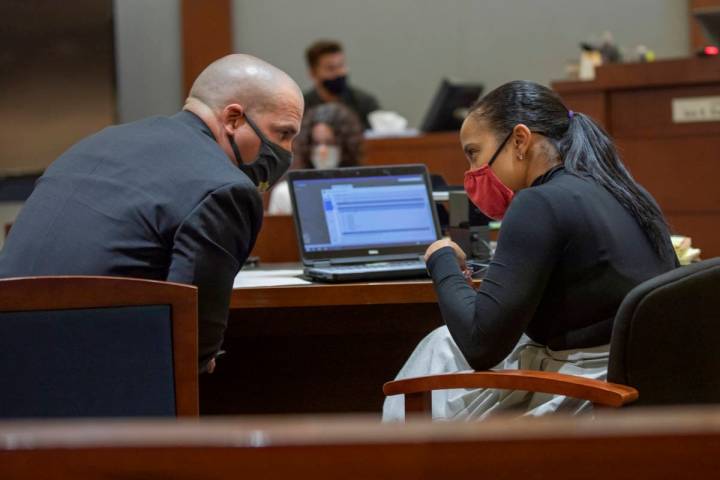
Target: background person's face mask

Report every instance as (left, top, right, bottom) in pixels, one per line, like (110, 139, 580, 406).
(463, 130, 515, 220)
(228, 114, 292, 192)
(322, 74, 348, 95)
(310, 145, 341, 169)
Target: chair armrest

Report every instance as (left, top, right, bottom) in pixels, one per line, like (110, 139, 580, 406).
(383, 370, 638, 408)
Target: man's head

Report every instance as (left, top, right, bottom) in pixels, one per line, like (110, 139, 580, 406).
(184, 54, 304, 166)
(305, 40, 348, 97)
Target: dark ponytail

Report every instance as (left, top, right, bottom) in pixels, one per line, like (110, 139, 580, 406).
(558, 112, 674, 259)
(470, 80, 674, 260)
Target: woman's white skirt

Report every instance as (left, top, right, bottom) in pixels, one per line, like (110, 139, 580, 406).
(383, 326, 609, 422)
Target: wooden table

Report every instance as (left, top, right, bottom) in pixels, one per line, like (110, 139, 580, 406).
(200, 272, 460, 416)
(229, 278, 440, 309)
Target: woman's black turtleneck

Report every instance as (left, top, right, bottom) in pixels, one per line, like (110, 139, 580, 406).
(427, 166, 676, 370)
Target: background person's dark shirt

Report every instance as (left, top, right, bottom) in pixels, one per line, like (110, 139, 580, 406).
(304, 85, 380, 129)
(427, 166, 677, 371)
(0, 111, 263, 371)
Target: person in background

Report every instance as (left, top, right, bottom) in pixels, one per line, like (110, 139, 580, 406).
(0, 54, 304, 374)
(383, 80, 677, 421)
(303, 39, 380, 130)
(268, 102, 364, 215)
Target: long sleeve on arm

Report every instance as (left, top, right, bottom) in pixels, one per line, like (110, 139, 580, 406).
(166, 183, 263, 370)
(428, 188, 567, 371)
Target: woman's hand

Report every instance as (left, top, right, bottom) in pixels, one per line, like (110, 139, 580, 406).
(424, 239, 467, 270)
(426, 239, 478, 287)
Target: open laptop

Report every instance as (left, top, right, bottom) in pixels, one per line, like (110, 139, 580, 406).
(287, 165, 441, 282)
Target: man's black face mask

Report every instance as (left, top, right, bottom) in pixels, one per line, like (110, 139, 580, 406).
(322, 74, 348, 95)
(228, 115, 292, 192)
(228, 114, 292, 192)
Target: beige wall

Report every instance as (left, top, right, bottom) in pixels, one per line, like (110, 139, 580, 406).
(114, 0, 183, 122)
(232, 0, 690, 128)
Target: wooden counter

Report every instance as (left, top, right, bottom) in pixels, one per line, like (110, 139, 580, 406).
(364, 131, 466, 185)
(5, 407, 720, 479)
(553, 57, 720, 258)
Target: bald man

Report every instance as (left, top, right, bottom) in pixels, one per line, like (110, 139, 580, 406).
(0, 55, 304, 373)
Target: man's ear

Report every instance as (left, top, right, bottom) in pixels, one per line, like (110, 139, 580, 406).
(221, 103, 245, 135)
(512, 124, 532, 160)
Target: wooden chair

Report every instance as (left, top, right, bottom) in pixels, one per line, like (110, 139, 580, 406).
(384, 257, 720, 418)
(0, 276, 198, 418)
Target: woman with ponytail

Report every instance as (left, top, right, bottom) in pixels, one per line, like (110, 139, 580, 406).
(384, 81, 677, 421)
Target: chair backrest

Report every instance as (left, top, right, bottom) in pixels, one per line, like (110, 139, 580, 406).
(0, 276, 198, 418)
(608, 257, 720, 406)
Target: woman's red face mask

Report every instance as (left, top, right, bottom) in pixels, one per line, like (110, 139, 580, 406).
(463, 131, 514, 220)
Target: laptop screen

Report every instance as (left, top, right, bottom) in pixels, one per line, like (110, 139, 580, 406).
(288, 165, 440, 260)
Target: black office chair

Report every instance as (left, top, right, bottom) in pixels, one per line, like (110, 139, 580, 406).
(0, 276, 199, 418)
(384, 257, 720, 417)
(608, 256, 720, 406)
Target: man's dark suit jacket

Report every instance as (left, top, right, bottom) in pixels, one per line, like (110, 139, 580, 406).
(0, 111, 263, 369)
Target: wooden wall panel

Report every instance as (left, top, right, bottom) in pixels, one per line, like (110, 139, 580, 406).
(610, 85, 720, 138)
(666, 213, 720, 255)
(181, 0, 233, 96)
(615, 137, 720, 213)
(557, 91, 608, 129)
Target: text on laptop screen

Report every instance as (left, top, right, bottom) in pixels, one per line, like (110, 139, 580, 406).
(292, 174, 437, 252)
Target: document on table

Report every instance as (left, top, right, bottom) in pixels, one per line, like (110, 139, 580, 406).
(233, 269, 311, 288)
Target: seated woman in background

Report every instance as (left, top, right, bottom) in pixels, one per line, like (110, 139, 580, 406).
(384, 81, 678, 421)
(267, 102, 364, 215)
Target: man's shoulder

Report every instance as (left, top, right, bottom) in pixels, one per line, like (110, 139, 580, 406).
(348, 85, 378, 103)
(47, 112, 256, 207)
(182, 170, 262, 219)
(345, 86, 380, 120)
(196, 177, 264, 213)
(178, 180, 263, 240)
(92, 114, 178, 140)
(214, 177, 263, 197)
(117, 114, 238, 176)
(57, 114, 201, 158)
